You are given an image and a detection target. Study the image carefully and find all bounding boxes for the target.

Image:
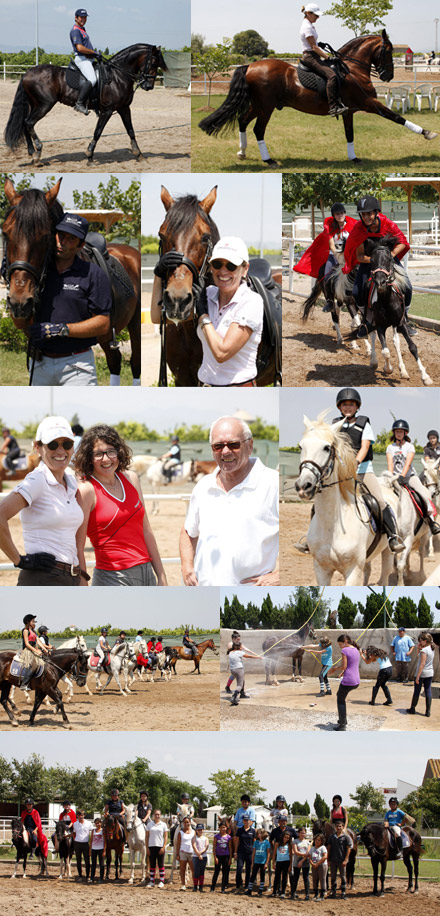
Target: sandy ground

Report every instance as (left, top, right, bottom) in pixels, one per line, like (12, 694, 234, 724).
(0, 657, 219, 731)
(220, 674, 440, 732)
(0, 83, 190, 172)
(0, 866, 437, 915)
(279, 502, 440, 586)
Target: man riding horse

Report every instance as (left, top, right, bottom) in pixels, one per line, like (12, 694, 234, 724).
(70, 9, 102, 115)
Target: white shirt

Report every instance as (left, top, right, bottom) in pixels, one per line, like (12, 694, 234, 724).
(300, 19, 318, 53)
(184, 457, 279, 586)
(73, 819, 91, 843)
(179, 828, 195, 854)
(15, 462, 83, 564)
(197, 283, 263, 385)
(229, 649, 245, 672)
(386, 441, 415, 476)
(419, 645, 434, 678)
(146, 820, 167, 847)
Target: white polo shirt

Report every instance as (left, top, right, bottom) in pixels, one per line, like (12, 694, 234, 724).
(184, 457, 279, 585)
(197, 283, 263, 385)
(15, 462, 83, 564)
(300, 19, 318, 53)
(72, 819, 91, 843)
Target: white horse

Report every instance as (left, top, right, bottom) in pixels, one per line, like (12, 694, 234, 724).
(131, 455, 159, 478)
(145, 649, 173, 683)
(380, 471, 432, 585)
(421, 456, 440, 558)
(145, 459, 196, 514)
(87, 642, 137, 696)
(295, 413, 395, 585)
(124, 804, 148, 884)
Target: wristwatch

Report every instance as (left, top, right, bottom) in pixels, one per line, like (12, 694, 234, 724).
(200, 317, 212, 328)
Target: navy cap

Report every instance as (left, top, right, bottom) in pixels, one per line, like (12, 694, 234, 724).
(75, 9, 89, 16)
(56, 213, 89, 241)
(196, 824, 204, 830)
(242, 814, 251, 820)
(398, 626, 406, 631)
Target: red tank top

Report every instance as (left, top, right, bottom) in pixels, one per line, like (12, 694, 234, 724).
(331, 804, 346, 824)
(87, 474, 151, 571)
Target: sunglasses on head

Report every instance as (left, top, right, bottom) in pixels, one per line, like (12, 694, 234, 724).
(46, 439, 74, 451)
(210, 259, 240, 272)
(211, 439, 248, 452)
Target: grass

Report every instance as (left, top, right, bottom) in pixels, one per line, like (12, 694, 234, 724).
(411, 293, 440, 321)
(0, 347, 134, 386)
(192, 95, 440, 173)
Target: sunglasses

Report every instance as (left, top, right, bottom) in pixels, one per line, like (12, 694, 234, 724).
(210, 259, 240, 272)
(93, 448, 118, 460)
(211, 439, 249, 452)
(46, 439, 74, 451)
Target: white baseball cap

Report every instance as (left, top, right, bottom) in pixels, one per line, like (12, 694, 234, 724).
(210, 237, 249, 266)
(304, 3, 323, 15)
(35, 416, 75, 444)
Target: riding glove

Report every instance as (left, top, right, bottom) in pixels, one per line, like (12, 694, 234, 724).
(195, 288, 209, 319)
(15, 553, 57, 570)
(397, 475, 407, 487)
(29, 322, 69, 343)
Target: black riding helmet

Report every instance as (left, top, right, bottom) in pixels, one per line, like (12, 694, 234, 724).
(357, 195, 381, 212)
(331, 202, 346, 216)
(336, 388, 361, 408)
(181, 792, 190, 800)
(38, 625, 48, 634)
(276, 795, 286, 802)
(427, 429, 439, 439)
(392, 419, 410, 432)
(23, 614, 36, 625)
(25, 798, 34, 806)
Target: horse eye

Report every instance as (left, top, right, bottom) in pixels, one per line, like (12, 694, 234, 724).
(323, 445, 331, 452)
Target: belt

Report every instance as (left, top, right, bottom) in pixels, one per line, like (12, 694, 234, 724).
(53, 561, 91, 581)
(198, 378, 257, 388)
(41, 348, 92, 359)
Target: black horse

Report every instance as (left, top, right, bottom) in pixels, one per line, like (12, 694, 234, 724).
(11, 817, 48, 877)
(4, 44, 167, 164)
(360, 821, 422, 895)
(262, 622, 315, 686)
(0, 647, 88, 728)
(54, 820, 75, 879)
(301, 241, 361, 347)
(312, 818, 358, 889)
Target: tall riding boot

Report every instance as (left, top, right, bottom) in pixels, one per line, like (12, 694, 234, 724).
(427, 515, 440, 536)
(75, 80, 92, 115)
(395, 834, 403, 858)
(382, 506, 405, 553)
(369, 685, 379, 706)
(425, 697, 432, 718)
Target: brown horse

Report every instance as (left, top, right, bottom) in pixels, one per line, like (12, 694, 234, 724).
(191, 459, 217, 477)
(2, 178, 141, 383)
(0, 647, 88, 729)
(360, 822, 422, 895)
(103, 815, 125, 880)
(156, 186, 281, 386)
(312, 819, 358, 889)
(0, 452, 40, 492)
(199, 31, 437, 166)
(169, 638, 219, 675)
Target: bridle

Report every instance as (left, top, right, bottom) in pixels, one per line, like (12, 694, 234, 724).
(298, 445, 336, 492)
(2, 235, 52, 313)
(110, 45, 161, 92)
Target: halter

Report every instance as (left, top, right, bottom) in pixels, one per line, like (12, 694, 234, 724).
(298, 445, 336, 492)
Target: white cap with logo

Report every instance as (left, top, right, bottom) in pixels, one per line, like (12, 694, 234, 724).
(210, 237, 249, 266)
(35, 416, 75, 444)
(304, 3, 323, 15)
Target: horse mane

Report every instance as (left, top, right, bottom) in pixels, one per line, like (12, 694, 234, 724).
(109, 43, 155, 63)
(163, 194, 220, 244)
(338, 33, 388, 57)
(303, 411, 357, 501)
(3, 188, 63, 243)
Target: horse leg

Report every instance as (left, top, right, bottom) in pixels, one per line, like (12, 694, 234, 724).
(98, 339, 122, 384)
(113, 667, 128, 696)
(377, 327, 393, 375)
(1, 683, 20, 727)
(331, 306, 344, 345)
(23, 99, 56, 165)
(413, 853, 419, 893)
(400, 324, 433, 386)
(252, 110, 277, 166)
(369, 330, 378, 369)
(404, 851, 413, 893)
(341, 110, 361, 162)
(84, 673, 93, 696)
(362, 96, 437, 142)
(127, 305, 141, 383)
(345, 564, 364, 586)
(379, 859, 386, 896)
(391, 328, 409, 379)
(100, 672, 113, 695)
(106, 851, 111, 880)
(237, 105, 257, 159)
(86, 110, 112, 160)
(312, 561, 334, 585)
(118, 105, 142, 158)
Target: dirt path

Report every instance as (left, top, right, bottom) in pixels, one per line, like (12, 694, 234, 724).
(0, 83, 190, 172)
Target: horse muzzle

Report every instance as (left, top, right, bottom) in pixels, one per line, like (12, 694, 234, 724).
(6, 293, 34, 320)
(163, 288, 194, 323)
(295, 472, 317, 500)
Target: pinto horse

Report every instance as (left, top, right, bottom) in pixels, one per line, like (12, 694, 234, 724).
(360, 822, 422, 895)
(103, 815, 125, 881)
(11, 817, 48, 878)
(155, 186, 281, 386)
(5, 44, 167, 165)
(2, 178, 141, 384)
(169, 638, 218, 675)
(199, 31, 437, 165)
(312, 819, 358, 889)
(0, 647, 88, 728)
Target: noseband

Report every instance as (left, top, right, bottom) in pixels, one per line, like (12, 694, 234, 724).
(298, 445, 336, 491)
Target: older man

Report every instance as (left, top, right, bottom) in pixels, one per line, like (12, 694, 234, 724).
(179, 416, 279, 586)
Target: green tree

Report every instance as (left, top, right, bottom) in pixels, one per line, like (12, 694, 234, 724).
(209, 768, 266, 814)
(248, 417, 279, 442)
(283, 587, 330, 629)
(403, 778, 440, 829)
(417, 594, 434, 628)
(72, 176, 140, 243)
(325, 0, 393, 36)
(337, 593, 358, 629)
(361, 592, 391, 628)
(260, 593, 276, 627)
(245, 601, 261, 629)
(349, 781, 386, 814)
(282, 173, 386, 221)
(193, 41, 232, 107)
(232, 30, 269, 59)
(50, 766, 102, 814)
(291, 800, 310, 815)
(314, 793, 330, 819)
(393, 596, 418, 629)
(0, 756, 14, 800)
(227, 594, 247, 629)
(12, 754, 52, 802)
(191, 33, 207, 55)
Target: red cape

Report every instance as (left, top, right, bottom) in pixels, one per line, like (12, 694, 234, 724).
(293, 215, 357, 278)
(21, 808, 48, 856)
(343, 215, 410, 273)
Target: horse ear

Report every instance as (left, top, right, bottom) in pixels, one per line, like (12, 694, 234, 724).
(303, 415, 313, 430)
(4, 178, 21, 205)
(200, 186, 218, 214)
(160, 186, 174, 211)
(45, 179, 62, 206)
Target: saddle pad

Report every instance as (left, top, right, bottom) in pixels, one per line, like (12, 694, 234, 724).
(10, 659, 44, 679)
(108, 255, 135, 299)
(183, 647, 192, 656)
(402, 831, 410, 848)
(297, 61, 326, 96)
(401, 484, 426, 518)
(89, 654, 100, 668)
(66, 63, 82, 91)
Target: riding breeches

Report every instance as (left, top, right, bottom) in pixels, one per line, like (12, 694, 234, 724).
(74, 55, 97, 86)
(353, 261, 412, 313)
(302, 52, 339, 105)
(324, 253, 338, 279)
(5, 446, 20, 469)
(356, 471, 387, 511)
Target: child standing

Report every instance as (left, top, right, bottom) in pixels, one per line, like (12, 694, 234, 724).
(290, 826, 311, 900)
(303, 637, 333, 696)
(89, 817, 105, 883)
(309, 833, 328, 900)
(360, 646, 393, 706)
(192, 824, 209, 893)
(145, 808, 168, 888)
(210, 821, 232, 894)
(227, 642, 262, 706)
(271, 830, 292, 898)
(246, 827, 271, 896)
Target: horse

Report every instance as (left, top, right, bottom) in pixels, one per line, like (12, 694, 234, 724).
(380, 471, 431, 585)
(54, 820, 75, 880)
(11, 817, 48, 878)
(155, 186, 281, 386)
(103, 815, 125, 881)
(190, 459, 217, 476)
(4, 43, 167, 165)
(0, 647, 88, 728)
(10, 637, 89, 707)
(0, 452, 40, 492)
(145, 648, 175, 683)
(168, 639, 219, 675)
(2, 178, 141, 384)
(360, 822, 422, 895)
(262, 622, 316, 686)
(124, 804, 147, 884)
(294, 412, 396, 585)
(145, 458, 199, 514)
(421, 456, 440, 557)
(312, 819, 357, 889)
(87, 641, 137, 696)
(199, 31, 437, 166)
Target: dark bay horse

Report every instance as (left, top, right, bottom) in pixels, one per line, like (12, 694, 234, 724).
(312, 819, 358, 889)
(169, 639, 219, 675)
(301, 241, 364, 350)
(103, 815, 125, 880)
(360, 822, 422, 895)
(156, 186, 281, 386)
(199, 31, 437, 166)
(11, 817, 48, 878)
(0, 647, 88, 728)
(262, 622, 315, 686)
(4, 44, 167, 164)
(2, 178, 141, 383)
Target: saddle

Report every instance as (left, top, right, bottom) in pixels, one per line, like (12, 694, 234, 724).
(1, 452, 27, 471)
(90, 650, 110, 669)
(10, 657, 44, 682)
(65, 58, 111, 112)
(297, 58, 343, 98)
(387, 828, 411, 851)
(81, 235, 136, 344)
(247, 258, 282, 384)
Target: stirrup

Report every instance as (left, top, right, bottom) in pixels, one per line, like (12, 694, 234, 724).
(293, 537, 310, 554)
(388, 535, 405, 554)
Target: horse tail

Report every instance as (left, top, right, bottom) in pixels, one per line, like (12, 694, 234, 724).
(4, 78, 29, 150)
(199, 65, 250, 136)
(302, 279, 323, 320)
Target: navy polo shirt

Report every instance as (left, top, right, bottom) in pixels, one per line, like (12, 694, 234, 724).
(237, 825, 256, 856)
(70, 25, 94, 53)
(38, 256, 112, 355)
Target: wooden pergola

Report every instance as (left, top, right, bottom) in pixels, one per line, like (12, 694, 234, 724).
(381, 177, 440, 242)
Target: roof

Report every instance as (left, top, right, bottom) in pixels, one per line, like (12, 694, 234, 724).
(423, 759, 440, 781)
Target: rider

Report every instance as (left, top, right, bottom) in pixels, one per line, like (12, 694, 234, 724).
(383, 797, 407, 857)
(161, 435, 181, 484)
(137, 791, 153, 825)
(21, 799, 48, 856)
(294, 203, 357, 311)
(329, 795, 348, 831)
(183, 628, 198, 659)
(299, 4, 348, 118)
(113, 631, 126, 648)
(176, 792, 195, 826)
(20, 614, 50, 686)
(386, 419, 440, 536)
(342, 196, 414, 338)
(104, 788, 126, 839)
(95, 627, 111, 670)
(0, 427, 20, 474)
(70, 9, 102, 115)
(37, 625, 54, 651)
(271, 796, 289, 828)
(424, 429, 440, 460)
(59, 801, 77, 826)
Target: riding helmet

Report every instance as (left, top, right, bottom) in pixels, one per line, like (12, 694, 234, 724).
(392, 419, 410, 432)
(23, 614, 36, 625)
(24, 798, 34, 806)
(171, 435, 179, 442)
(276, 795, 287, 802)
(38, 625, 48, 633)
(111, 788, 120, 795)
(62, 800, 72, 806)
(139, 790, 149, 797)
(427, 429, 439, 439)
(357, 195, 381, 213)
(389, 797, 398, 805)
(101, 627, 108, 634)
(181, 792, 190, 800)
(336, 388, 361, 408)
(331, 202, 346, 216)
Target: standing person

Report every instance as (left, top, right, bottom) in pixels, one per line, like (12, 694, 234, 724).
(328, 634, 360, 731)
(146, 808, 168, 888)
(270, 815, 298, 847)
(424, 429, 440, 459)
(69, 9, 101, 114)
(227, 643, 262, 706)
(290, 827, 310, 900)
(175, 816, 195, 891)
(303, 636, 333, 696)
(299, 4, 348, 117)
(309, 833, 328, 901)
(247, 827, 271, 896)
(191, 823, 209, 892)
(180, 416, 279, 586)
(271, 830, 292, 898)
(74, 424, 167, 587)
(89, 816, 106, 883)
(0, 427, 20, 473)
(210, 820, 232, 894)
(386, 419, 440, 536)
(329, 795, 348, 831)
(72, 809, 91, 882)
(0, 417, 87, 586)
(407, 632, 435, 717)
(390, 626, 415, 683)
(360, 646, 393, 706)
(225, 630, 252, 696)
(28, 214, 112, 386)
(327, 821, 352, 899)
(71, 425, 84, 455)
(234, 814, 256, 892)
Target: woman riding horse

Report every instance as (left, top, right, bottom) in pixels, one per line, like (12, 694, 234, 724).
(299, 4, 347, 118)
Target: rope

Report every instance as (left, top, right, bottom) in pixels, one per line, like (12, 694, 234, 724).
(0, 123, 190, 149)
(331, 586, 397, 668)
(260, 587, 326, 657)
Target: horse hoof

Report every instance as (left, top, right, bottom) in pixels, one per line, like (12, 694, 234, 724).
(424, 130, 437, 140)
(62, 723, 72, 730)
(12, 720, 19, 727)
(423, 376, 433, 386)
(350, 157, 363, 163)
(263, 158, 278, 168)
(237, 150, 246, 159)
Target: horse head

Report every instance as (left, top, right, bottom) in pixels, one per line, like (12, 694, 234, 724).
(11, 817, 24, 843)
(2, 178, 63, 323)
(296, 413, 357, 501)
(139, 45, 168, 89)
(373, 30, 394, 82)
(156, 186, 220, 322)
(365, 236, 399, 292)
(72, 648, 89, 687)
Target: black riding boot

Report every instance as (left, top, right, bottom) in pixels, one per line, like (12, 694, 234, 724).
(230, 690, 240, 706)
(395, 834, 403, 857)
(425, 696, 432, 717)
(382, 506, 405, 553)
(75, 80, 92, 115)
(427, 515, 440, 536)
(369, 685, 379, 706)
